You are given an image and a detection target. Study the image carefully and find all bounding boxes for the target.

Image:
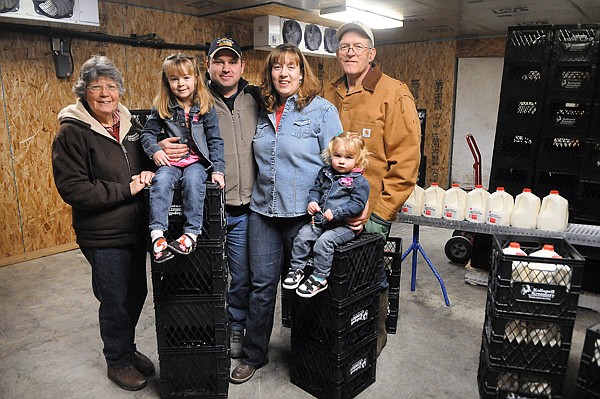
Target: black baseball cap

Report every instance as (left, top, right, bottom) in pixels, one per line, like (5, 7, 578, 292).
(208, 37, 242, 58)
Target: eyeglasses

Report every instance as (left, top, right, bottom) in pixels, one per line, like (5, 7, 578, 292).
(338, 44, 371, 55)
(88, 84, 118, 92)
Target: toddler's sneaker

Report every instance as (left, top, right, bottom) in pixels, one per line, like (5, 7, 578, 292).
(152, 237, 174, 263)
(296, 275, 328, 298)
(282, 269, 304, 289)
(168, 233, 197, 255)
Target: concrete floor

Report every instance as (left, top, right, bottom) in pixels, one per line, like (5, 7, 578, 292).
(1, 222, 598, 399)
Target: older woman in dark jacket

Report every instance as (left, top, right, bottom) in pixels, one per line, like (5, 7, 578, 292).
(52, 55, 155, 391)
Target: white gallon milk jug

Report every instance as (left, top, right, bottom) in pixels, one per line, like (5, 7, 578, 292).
(504, 241, 527, 256)
(443, 183, 467, 221)
(506, 242, 529, 283)
(401, 185, 425, 216)
(422, 182, 445, 218)
(486, 187, 514, 226)
(511, 188, 541, 229)
(466, 185, 490, 223)
(537, 190, 569, 232)
(528, 244, 571, 288)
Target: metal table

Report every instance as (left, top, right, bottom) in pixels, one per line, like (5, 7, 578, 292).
(396, 214, 600, 307)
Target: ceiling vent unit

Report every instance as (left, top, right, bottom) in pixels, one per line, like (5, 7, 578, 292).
(254, 15, 338, 58)
(0, 0, 99, 27)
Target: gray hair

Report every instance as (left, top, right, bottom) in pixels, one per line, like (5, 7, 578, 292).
(72, 55, 125, 101)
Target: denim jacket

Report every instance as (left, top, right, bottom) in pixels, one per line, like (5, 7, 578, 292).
(141, 99, 225, 174)
(308, 166, 370, 227)
(251, 95, 342, 217)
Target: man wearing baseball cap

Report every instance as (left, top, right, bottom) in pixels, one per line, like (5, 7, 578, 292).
(206, 37, 261, 362)
(323, 21, 421, 357)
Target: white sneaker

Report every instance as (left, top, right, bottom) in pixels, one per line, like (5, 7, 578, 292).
(282, 269, 304, 289)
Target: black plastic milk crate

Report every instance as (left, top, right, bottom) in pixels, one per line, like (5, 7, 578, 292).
(504, 26, 553, 64)
(500, 64, 548, 99)
(130, 109, 152, 127)
(532, 169, 579, 205)
(166, 182, 226, 243)
(592, 103, 600, 140)
(384, 236, 402, 334)
(546, 65, 597, 100)
(291, 285, 378, 354)
(158, 347, 229, 399)
(151, 243, 227, 300)
(496, 98, 544, 132)
(489, 235, 585, 320)
(154, 298, 227, 349)
(551, 25, 600, 65)
(576, 322, 600, 399)
(572, 179, 600, 225)
(323, 233, 384, 302)
(478, 348, 565, 399)
(489, 165, 534, 198)
(535, 135, 583, 174)
(482, 299, 574, 375)
(491, 132, 538, 169)
(574, 244, 600, 294)
(543, 100, 592, 136)
(580, 140, 600, 180)
(290, 333, 377, 399)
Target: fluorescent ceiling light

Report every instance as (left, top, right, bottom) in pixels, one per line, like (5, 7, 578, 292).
(320, 5, 403, 30)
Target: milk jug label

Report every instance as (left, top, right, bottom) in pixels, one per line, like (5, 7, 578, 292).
(487, 211, 503, 225)
(444, 207, 459, 219)
(468, 209, 484, 222)
(423, 205, 437, 217)
(402, 204, 413, 214)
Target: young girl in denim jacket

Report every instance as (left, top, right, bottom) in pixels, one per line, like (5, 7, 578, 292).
(142, 53, 225, 262)
(283, 131, 370, 297)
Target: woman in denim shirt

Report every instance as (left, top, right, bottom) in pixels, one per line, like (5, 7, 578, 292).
(229, 44, 342, 383)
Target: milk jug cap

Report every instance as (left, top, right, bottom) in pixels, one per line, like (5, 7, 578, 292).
(431, 182, 439, 187)
(475, 184, 483, 189)
(509, 242, 521, 248)
(452, 183, 459, 188)
(496, 187, 505, 192)
(542, 244, 555, 251)
(523, 188, 532, 193)
(550, 190, 559, 195)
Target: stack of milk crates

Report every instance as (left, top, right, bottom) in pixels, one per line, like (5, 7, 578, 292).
(478, 234, 586, 399)
(576, 322, 600, 398)
(150, 183, 229, 399)
(289, 233, 388, 399)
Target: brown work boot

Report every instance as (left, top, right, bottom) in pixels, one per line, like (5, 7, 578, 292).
(131, 351, 155, 377)
(230, 363, 256, 384)
(376, 289, 389, 357)
(107, 364, 147, 391)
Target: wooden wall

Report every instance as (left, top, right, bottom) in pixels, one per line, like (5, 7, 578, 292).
(0, 2, 504, 265)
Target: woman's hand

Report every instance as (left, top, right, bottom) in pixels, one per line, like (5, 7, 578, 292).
(159, 137, 188, 160)
(129, 173, 151, 196)
(212, 172, 225, 188)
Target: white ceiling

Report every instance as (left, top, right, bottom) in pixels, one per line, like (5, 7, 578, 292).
(106, 0, 600, 44)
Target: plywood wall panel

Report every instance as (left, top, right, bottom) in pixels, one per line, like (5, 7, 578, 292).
(377, 41, 458, 187)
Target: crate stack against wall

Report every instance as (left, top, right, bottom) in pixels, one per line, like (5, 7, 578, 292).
(151, 183, 229, 399)
(289, 233, 386, 399)
(490, 26, 553, 196)
(576, 322, 600, 398)
(490, 24, 600, 225)
(478, 235, 586, 399)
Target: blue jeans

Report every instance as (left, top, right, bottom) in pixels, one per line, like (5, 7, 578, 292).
(149, 162, 207, 235)
(241, 211, 307, 367)
(225, 211, 250, 331)
(80, 245, 148, 368)
(290, 224, 356, 279)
